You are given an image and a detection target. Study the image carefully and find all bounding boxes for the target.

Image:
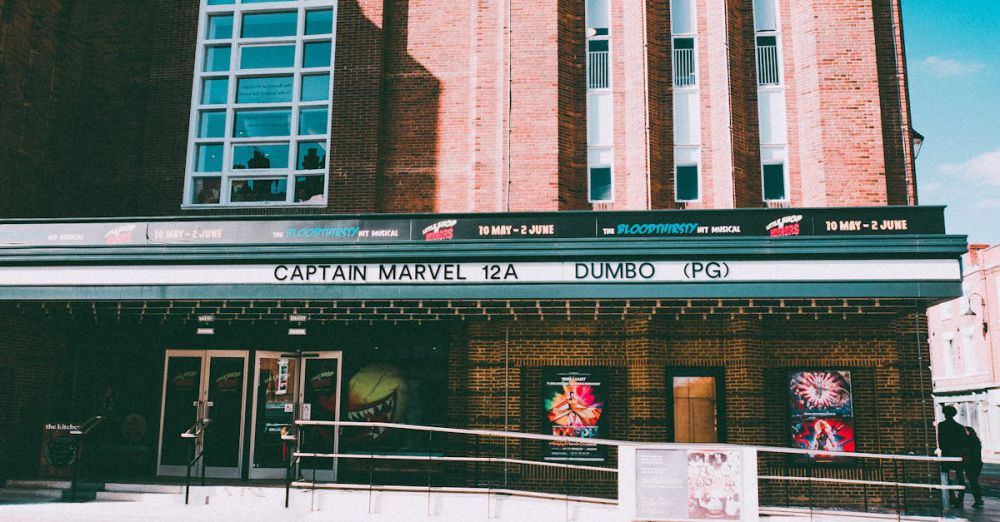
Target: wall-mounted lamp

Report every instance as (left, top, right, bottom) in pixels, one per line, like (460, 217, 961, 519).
(288, 328, 307, 336)
(962, 292, 989, 336)
(911, 129, 925, 159)
(196, 327, 215, 335)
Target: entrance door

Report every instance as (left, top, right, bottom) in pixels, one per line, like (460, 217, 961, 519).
(156, 350, 249, 478)
(249, 351, 342, 480)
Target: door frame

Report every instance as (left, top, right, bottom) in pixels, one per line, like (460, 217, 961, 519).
(664, 366, 727, 443)
(248, 350, 343, 480)
(156, 349, 249, 478)
(299, 351, 343, 482)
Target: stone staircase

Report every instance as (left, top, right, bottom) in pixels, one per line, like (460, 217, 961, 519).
(0, 479, 183, 503)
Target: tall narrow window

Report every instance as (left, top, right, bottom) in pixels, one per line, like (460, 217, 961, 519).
(753, 0, 788, 202)
(671, 0, 700, 202)
(185, 1, 337, 207)
(586, 0, 613, 202)
(669, 370, 725, 443)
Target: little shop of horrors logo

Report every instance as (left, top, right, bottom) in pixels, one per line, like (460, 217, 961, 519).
(766, 215, 803, 237)
(423, 220, 457, 241)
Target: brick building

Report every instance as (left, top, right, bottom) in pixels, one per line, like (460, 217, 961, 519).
(929, 244, 1000, 462)
(0, 0, 966, 514)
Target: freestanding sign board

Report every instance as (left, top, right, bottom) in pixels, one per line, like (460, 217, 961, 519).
(618, 445, 759, 522)
(39, 422, 80, 478)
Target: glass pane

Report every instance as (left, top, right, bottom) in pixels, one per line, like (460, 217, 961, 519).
(241, 11, 298, 38)
(303, 41, 332, 68)
(237, 76, 293, 103)
(231, 178, 287, 203)
(243, 0, 295, 2)
(159, 356, 202, 466)
(240, 45, 295, 69)
(674, 398, 692, 443)
(195, 144, 224, 172)
(676, 165, 699, 201)
(753, 0, 777, 32)
(586, 0, 609, 30)
(233, 109, 291, 137)
(688, 377, 716, 399)
(305, 9, 334, 35)
(204, 46, 232, 72)
(673, 377, 690, 398)
(299, 107, 328, 135)
(204, 357, 245, 468)
(198, 111, 227, 138)
(202, 78, 229, 105)
(589, 167, 611, 201)
(252, 357, 299, 468)
(207, 15, 233, 40)
(671, 0, 694, 34)
(300, 74, 330, 101)
(763, 163, 786, 200)
(232, 144, 289, 170)
(294, 175, 326, 203)
(690, 398, 718, 442)
(296, 141, 327, 170)
(193, 177, 221, 204)
(207, 0, 234, 4)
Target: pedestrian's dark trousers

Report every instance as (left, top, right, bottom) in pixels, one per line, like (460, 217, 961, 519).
(944, 463, 966, 505)
(964, 462, 984, 503)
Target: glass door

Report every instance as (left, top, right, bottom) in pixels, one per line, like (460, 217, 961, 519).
(249, 351, 342, 480)
(299, 352, 342, 482)
(249, 352, 300, 479)
(157, 350, 248, 478)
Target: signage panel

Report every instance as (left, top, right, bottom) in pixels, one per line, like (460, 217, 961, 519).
(0, 259, 961, 286)
(0, 207, 948, 248)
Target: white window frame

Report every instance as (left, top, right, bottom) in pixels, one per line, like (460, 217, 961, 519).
(942, 335, 956, 376)
(586, 0, 613, 204)
(674, 148, 701, 203)
(671, 36, 698, 89)
(761, 160, 789, 202)
(183, 0, 338, 208)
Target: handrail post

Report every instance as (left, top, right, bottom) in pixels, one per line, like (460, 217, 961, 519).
(70, 437, 81, 502)
(185, 439, 193, 505)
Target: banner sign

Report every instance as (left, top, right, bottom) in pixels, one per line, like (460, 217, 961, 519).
(542, 367, 609, 462)
(0, 207, 946, 247)
(788, 370, 856, 459)
(39, 422, 80, 478)
(635, 448, 752, 521)
(0, 259, 960, 286)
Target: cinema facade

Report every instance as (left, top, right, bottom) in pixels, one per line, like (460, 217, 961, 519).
(0, 205, 963, 502)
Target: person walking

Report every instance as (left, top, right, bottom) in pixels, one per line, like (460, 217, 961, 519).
(964, 426, 985, 509)
(937, 405, 969, 508)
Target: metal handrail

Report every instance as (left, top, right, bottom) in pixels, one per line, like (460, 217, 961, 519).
(69, 416, 105, 502)
(289, 419, 964, 517)
(183, 419, 210, 505)
(296, 420, 961, 463)
(282, 428, 298, 508)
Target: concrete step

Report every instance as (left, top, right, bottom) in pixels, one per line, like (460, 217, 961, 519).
(4, 480, 72, 490)
(104, 483, 184, 495)
(94, 491, 180, 503)
(0, 488, 65, 499)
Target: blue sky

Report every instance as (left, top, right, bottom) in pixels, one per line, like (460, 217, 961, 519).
(903, 0, 1000, 244)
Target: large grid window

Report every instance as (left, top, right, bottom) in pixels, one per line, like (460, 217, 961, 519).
(185, 0, 336, 207)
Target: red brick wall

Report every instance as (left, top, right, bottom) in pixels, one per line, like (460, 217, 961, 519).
(0, 0, 917, 217)
(0, 310, 71, 479)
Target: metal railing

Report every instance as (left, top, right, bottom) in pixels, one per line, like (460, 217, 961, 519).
(68, 415, 105, 502)
(587, 50, 609, 89)
(756, 42, 780, 85)
(673, 47, 696, 87)
(284, 420, 963, 519)
(182, 419, 210, 505)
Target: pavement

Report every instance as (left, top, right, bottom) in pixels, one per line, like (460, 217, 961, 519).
(944, 495, 1000, 521)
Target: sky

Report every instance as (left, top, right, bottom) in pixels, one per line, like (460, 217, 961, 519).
(903, 0, 1000, 245)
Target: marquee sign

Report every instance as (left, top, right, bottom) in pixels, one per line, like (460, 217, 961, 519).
(0, 206, 947, 248)
(0, 259, 960, 286)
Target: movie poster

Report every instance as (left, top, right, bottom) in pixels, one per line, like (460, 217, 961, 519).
(788, 370, 855, 460)
(790, 417, 856, 454)
(789, 371, 853, 417)
(542, 367, 609, 462)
